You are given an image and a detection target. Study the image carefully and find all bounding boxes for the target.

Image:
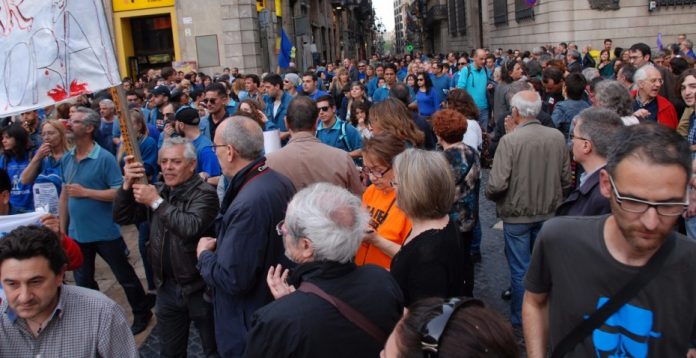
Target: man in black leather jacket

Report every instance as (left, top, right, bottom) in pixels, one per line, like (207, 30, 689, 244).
(113, 136, 219, 357)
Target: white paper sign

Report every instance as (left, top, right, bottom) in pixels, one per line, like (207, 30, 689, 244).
(0, 0, 121, 117)
(263, 130, 282, 154)
(33, 182, 59, 216)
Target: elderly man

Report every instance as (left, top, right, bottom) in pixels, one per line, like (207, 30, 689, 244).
(566, 49, 583, 73)
(556, 108, 624, 216)
(524, 123, 696, 357)
(59, 107, 153, 335)
(244, 183, 403, 357)
(632, 65, 678, 129)
(0, 226, 138, 357)
(266, 96, 362, 194)
(98, 99, 118, 154)
(485, 90, 571, 330)
(196, 116, 295, 356)
(629, 43, 677, 103)
(114, 137, 219, 357)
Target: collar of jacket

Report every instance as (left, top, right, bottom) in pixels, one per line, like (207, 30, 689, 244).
(221, 156, 267, 211)
(288, 260, 356, 287)
(160, 174, 204, 200)
(518, 118, 542, 128)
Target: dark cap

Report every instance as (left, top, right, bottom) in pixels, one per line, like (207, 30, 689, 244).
(175, 106, 200, 125)
(152, 85, 171, 97)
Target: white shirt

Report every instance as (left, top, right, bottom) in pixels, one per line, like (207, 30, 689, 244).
(463, 119, 483, 153)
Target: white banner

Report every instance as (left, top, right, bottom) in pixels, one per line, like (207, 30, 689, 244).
(0, 0, 121, 117)
(0, 211, 45, 237)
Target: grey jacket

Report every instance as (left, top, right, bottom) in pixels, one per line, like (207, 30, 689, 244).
(485, 119, 572, 223)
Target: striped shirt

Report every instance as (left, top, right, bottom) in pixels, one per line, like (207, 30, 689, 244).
(0, 285, 137, 357)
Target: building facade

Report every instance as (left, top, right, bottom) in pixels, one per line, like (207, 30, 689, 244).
(103, 0, 374, 79)
(399, 0, 695, 55)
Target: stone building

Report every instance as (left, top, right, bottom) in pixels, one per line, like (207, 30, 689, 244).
(103, 0, 375, 79)
(404, 0, 695, 55)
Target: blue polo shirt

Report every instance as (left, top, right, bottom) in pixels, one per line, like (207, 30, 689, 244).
(192, 135, 222, 177)
(60, 143, 122, 243)
(316, 117, 363, 152)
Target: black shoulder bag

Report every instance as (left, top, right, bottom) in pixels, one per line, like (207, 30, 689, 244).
(551, 234, 676, 358)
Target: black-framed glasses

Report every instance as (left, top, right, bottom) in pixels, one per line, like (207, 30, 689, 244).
(607, 174, 688, 216)
(318, 106, 331, 112)
(569, 133, 589, 141)
(362, 165, 391, 179)
(420, 297, 485, 356)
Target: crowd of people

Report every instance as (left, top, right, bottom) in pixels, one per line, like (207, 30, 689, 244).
(0, 32, 695, 357)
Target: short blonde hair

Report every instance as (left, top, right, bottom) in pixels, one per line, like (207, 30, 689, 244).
(394, 149, 454, 219)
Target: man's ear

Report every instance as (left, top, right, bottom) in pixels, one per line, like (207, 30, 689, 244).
(599, 169, 612, 199)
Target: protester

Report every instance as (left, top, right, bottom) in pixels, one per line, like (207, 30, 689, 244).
(115, 137, 219, 357)
(524, 123, 696, 357)
(369, 98, 425, 148)
(485, 90, 571, 330)
(633, 65, 678, 128)
(457, 49, 492, 130)
(244, 183, 403, 357)
(0, 226, 138, 357)
(266, 96, 362, 194)
(390, 148, 466, 306)
(552, 73, 590, 139)
(1, 124, 33, 213)
(381, 297, 518, 358)
(315, 94, 363, 159)
(411, 71, 441, 118)
(592, 80, 640, 125)
(196, 116, 295, 356)
(556, 108, 624, 216)
(355, 134, 411, 269)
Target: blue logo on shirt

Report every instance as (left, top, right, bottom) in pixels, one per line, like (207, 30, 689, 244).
(592, 297, 661, 357)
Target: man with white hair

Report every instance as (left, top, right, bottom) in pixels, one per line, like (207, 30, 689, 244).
(196, 116, 295, 356)
(243, 183, 403, 357)
(98, 98, 118, 155)
(632, 65, 678, 129)
(486, 90, 572, 331)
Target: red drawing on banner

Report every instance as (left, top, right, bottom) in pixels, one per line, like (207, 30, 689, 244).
(46, 80, 89, 102)
(0, 0, 34, 35)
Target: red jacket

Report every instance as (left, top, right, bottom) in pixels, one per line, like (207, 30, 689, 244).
(655, 95, 678, 129)
(61, 234, 83, 270)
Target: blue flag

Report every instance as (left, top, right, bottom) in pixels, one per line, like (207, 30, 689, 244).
(278, 29, 293, 69)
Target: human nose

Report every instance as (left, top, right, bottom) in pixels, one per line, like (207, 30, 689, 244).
(16, 285, 33, 303)
(639, 206, 660, 231)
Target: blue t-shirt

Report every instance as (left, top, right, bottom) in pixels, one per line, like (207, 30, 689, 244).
(306, 90, 329, 102)
(456, 65, 490, 110)
(415, 88, 441, 117)
(316, 118, 363, 152)
(366, 77, 379, 98)
(97, 120, 116, 155)
(372, 87, 390, 103)
(1, 155, 33, 213)
(192, 135, 222, 177)
(430, 74, 451, 100)
(60, 143, 123, 243)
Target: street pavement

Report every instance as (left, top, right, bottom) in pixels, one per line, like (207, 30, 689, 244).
(87, 169, 514, 357)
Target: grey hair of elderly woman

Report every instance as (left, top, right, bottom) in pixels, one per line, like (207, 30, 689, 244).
(284, 183, 369, 264)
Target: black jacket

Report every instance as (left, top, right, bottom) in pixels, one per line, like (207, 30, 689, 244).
(555, 168, 611, 217)
(243, 261, 404, 358)
(113, 175, 219, 294)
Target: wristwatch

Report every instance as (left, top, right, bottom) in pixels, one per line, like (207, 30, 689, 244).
(150, 197, 164, 211)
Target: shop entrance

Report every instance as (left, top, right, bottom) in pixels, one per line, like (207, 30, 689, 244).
(124, 14, 175, 79)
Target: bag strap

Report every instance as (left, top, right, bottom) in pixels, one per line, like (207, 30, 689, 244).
(551, 233, 677, 358)
(298, 281, 387, 344)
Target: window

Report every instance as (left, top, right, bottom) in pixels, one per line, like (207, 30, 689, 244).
(493, 0, 508, 26)
(515, 0, 534, 21)
(448, 0, 466, 35)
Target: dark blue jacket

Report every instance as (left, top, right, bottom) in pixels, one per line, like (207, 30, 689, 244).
(555, 168, 610, 217)
(263, 91, 292, 132)
(197, 158, 295, 357)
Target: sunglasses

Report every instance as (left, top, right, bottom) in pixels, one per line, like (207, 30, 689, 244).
(318, 106, 331, 112)
(202, 98, 218, 104)
(458, 62, 467, 65)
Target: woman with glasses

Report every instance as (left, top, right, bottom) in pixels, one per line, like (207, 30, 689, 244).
(381, 297, 518, 357)
(409, 71, 441, 119)
(355, 134, 411, 270)
(431, 109, 480, 296)
(20, 119, 70, 215)
(390, 148, 466, 306)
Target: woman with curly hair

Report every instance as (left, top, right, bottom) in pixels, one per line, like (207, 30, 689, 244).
(237, 99, 267, 129)
(369, 98, 424, 148)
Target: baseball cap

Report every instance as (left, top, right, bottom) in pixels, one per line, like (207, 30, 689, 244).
(152, 85, 171, 97)
(174, 106, 200, 125)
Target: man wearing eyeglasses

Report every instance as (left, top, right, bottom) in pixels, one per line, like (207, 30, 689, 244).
(632, 65, 678, 129)
(524, 123, 696, 358)
(556, 108, 623, 216)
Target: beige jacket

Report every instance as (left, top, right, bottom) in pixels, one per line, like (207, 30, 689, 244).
(485, 120, 572, 223)
(266, 132, 363, 195)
